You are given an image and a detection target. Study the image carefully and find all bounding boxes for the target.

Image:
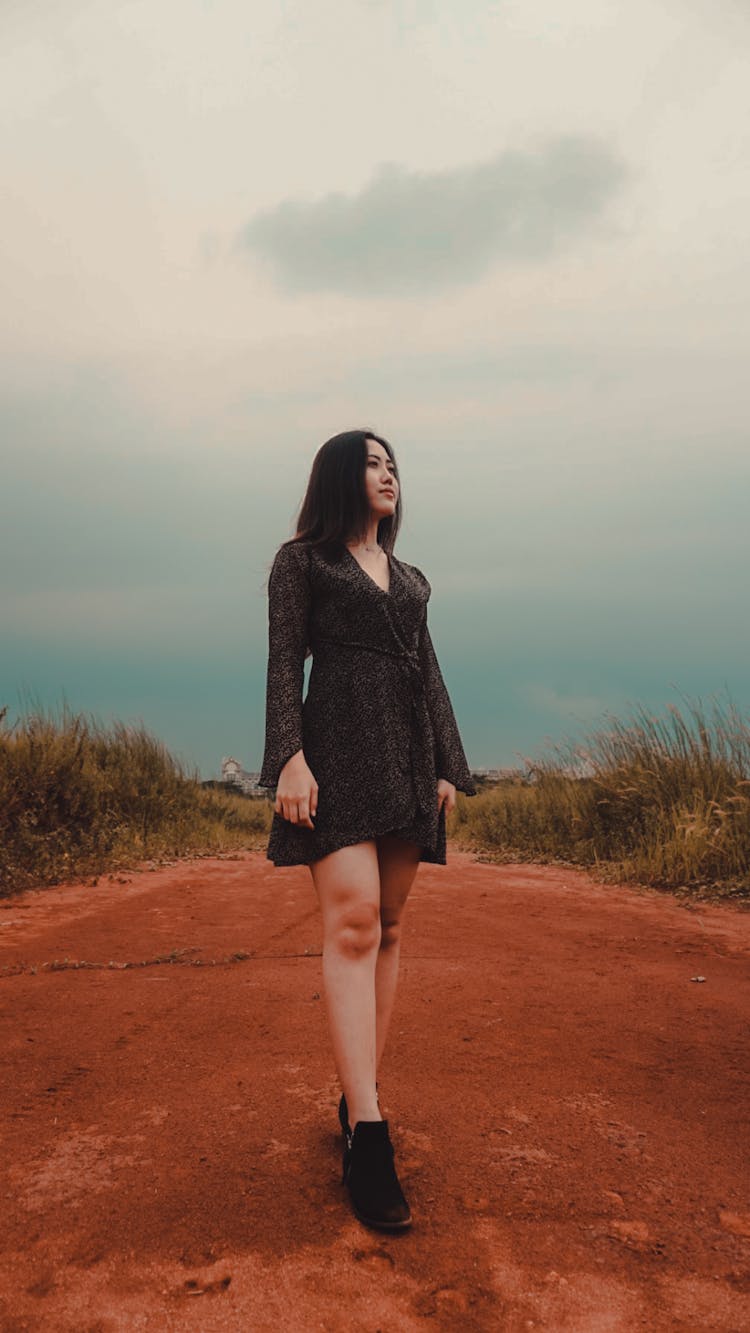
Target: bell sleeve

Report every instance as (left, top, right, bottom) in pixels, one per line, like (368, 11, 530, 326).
(417, 610, 477, 796)
(258, 541, 312, 789)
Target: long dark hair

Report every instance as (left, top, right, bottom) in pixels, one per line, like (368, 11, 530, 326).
(284, 428, 402, 560)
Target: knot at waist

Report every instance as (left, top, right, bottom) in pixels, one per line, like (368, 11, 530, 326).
(312, 634, 424, 699)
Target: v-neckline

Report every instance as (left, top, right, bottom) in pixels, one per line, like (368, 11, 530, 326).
(343, 544, 394, 597)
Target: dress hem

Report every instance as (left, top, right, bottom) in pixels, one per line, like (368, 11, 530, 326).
(265, 810, 447, 867)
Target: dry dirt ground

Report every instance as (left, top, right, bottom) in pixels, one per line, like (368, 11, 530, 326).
(1, 847, 748, 1332)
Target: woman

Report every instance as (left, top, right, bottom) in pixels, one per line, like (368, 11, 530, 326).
(259, 429, 476, 1232)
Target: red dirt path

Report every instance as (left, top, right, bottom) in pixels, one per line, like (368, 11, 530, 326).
(1, 847, 749, 1332)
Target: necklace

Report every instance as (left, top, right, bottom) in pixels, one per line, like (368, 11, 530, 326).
(348, 540, 381, 555)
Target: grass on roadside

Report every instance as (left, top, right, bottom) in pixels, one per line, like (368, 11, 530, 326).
(450, 691, 750, 903)
(0, 700, 272, 897)
(3, 690, 748, 904)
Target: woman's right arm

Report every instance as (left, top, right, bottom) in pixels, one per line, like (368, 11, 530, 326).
(258, 541, 318, 827)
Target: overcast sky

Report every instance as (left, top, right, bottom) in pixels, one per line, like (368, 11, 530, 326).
(1, 0, 748, 779)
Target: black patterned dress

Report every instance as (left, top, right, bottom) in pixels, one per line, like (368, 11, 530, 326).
(259, 538, 476, 865)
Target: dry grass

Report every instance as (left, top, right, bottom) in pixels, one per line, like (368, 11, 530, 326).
(450, 693, 750, 903)
(0, 701, 272, 896)
(4, 691, 748, 904)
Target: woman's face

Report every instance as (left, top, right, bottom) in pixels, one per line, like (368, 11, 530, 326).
(364, 438, 399, 519)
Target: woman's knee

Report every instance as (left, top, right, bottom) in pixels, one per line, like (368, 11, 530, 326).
(330, 900, 382, 958)
(379, 912, 403, 951)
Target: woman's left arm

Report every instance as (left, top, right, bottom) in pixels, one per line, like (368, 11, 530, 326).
(417, 612, 477, 796)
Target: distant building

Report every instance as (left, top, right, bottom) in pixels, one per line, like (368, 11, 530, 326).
(220, 756, 265, 794)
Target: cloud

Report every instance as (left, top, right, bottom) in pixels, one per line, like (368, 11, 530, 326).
(237, 135, 627, 296)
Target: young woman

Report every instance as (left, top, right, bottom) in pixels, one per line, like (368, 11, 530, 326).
(259, 429, 476, 1232)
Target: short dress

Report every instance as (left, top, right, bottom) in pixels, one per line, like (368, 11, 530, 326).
(258, 538, 476, 865)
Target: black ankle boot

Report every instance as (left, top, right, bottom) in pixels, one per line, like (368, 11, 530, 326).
(343, 1119, 412, 1231)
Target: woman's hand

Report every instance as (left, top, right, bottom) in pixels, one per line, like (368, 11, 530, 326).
(276, 750, 318, 828)
(437, 778, 456, 817)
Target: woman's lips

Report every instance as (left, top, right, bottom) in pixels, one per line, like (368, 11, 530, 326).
(381, 489, 395, 498)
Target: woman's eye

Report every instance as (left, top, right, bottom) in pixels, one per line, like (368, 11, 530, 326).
(369, 460, 396, 478)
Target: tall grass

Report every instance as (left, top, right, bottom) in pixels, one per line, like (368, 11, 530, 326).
(451, 693, 750, 901)
(0, 702, 271, 896)
(4, 692, 748, 903)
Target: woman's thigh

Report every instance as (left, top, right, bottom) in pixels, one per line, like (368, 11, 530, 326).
(309, 840, 381, 935)
(376, 834, 422, 922)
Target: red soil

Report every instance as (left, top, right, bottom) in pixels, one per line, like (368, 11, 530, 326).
(1, 847, 748, 1331)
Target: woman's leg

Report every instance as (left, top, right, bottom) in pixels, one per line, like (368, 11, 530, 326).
(309, 840, 382, 1128)
(374, 835, 422, 1072)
